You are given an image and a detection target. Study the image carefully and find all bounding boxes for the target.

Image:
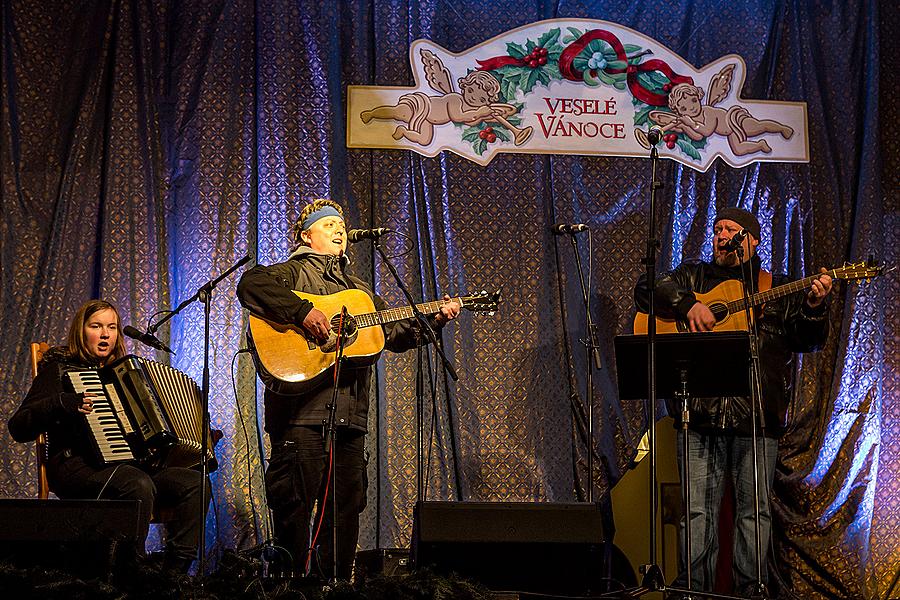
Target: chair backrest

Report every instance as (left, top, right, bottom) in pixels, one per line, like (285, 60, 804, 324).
(30, 342, 51, 499)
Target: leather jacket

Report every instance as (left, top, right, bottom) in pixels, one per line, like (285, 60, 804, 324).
(634, 254, 829, 438)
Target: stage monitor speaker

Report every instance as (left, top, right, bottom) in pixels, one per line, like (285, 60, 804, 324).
(412, 501, 631, 595)
(0, 499, 141, 577)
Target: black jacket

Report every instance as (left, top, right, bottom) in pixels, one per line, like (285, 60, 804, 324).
(634, 254, 829, 437)
(237, 247, 429, 435)
(9, 350, 104, 471)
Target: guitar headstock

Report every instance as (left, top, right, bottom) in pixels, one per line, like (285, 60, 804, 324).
(833, 258, 885, 283)
(460, 290, 501, 315)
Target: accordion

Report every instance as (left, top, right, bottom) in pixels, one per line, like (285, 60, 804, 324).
(66, 355, 218, 471)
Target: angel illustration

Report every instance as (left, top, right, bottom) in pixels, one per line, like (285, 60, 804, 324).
(360, 48, 533, 146)
(635, 64, 794, 156)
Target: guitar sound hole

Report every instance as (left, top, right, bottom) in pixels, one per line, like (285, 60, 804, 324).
(710, 303, 729, 323)
(330, 314, 358, 336)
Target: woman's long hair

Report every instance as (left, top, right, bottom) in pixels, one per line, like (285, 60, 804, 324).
(66, 300, 127, 365)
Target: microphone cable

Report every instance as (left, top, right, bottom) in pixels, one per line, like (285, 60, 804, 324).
(231, 348, 263, 545)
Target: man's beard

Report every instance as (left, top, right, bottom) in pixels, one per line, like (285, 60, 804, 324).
(715, 251, 740, 267)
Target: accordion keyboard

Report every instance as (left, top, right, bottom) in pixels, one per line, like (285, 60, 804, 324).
(67, 370, 135, 463)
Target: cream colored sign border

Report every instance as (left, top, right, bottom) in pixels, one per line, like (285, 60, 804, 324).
(347, 19, 809, 172)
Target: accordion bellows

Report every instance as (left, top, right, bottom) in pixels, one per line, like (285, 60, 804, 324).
(66, 355, 218, 471)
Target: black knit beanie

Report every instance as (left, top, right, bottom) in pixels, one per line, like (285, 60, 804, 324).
(714, 207, 761, 240)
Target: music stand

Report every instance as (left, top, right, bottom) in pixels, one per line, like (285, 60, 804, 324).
(611, 331, 751, 600)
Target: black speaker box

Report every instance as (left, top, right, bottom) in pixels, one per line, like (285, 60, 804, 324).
(0, 499, 141, 577)
(412, 501, 624, 595)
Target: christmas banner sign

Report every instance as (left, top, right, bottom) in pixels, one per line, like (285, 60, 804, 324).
(347, 19, 809, 171)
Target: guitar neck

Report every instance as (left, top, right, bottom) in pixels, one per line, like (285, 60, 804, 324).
(354, 298, 460, 329)
(727, 268, 837, 313)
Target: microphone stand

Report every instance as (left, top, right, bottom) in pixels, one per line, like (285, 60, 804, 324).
(601, 137, 667, 599)
(563, 230, 602, 502)
(321, 307, 348, 583)
(148, 254, 252, 575)
(371, 238, 457, 503)
(736, 246, 770, 600)
(639, 140, 666, 593)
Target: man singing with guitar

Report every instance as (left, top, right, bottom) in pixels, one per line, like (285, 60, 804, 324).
(633, 207, 832, 595)
(237, 199, 460, 581)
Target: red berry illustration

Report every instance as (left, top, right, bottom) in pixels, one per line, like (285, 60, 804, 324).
(479, 130, 487, 139)
(485, 126, 493, 134)
(487, 133, 497, 143)
(663, 83, 672, 92)
(538, 56, 547, 66)
(666, 140, 676, 149)
(539, 47, 548, 57)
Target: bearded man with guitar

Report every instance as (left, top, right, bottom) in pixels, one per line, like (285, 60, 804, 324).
(633, 207, 833, 595)
(237, 199, 460, 581)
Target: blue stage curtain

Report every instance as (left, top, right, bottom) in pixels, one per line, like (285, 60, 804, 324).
(0, 1, 895, 596)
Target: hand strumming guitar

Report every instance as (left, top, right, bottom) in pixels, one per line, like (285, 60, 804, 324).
(686, 302, 717, 332)
(302, 308, 331, 342)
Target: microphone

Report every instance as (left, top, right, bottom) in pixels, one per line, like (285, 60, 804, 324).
(123, 326, 174, 355)
(347, 228, 391, 243)
(722, 229, 749, 252)
(551, 223, 589, 235)
(647, 126, 664, 145)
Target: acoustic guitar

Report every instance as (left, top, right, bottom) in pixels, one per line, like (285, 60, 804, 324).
(634, 260, 883, 334)
(248, 289, 500, 393)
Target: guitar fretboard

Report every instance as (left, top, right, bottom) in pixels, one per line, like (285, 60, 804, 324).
(353, 298, 462, 329)
(726, 269, 838, 314)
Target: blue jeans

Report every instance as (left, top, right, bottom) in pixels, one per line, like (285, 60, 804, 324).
(674, 430, 777, 595)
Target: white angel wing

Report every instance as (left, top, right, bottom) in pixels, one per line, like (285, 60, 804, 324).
(707, 64, 736, 107)
(420, 48, 454, 94)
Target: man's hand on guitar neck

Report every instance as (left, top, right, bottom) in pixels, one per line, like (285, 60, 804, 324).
(806, 267, 833, 309)
(686, 302, 717, 332)
(435, 294, 461, 325)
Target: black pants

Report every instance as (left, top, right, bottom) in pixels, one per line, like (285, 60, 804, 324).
(50, 455, 211, 566)
(266, 425, 366, 580)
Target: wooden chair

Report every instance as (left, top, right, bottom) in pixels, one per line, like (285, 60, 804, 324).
(30, 342, 52, 499)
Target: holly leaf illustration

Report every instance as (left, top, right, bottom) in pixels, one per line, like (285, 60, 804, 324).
(538, 28, 561, 49)
(462, 128, 483, 143)
(543, 63, 561, 80)
(493, 127, 511, 143)
(506, 42, 527, 59)
(526, 68, 541, 93)
(473, 138, 488, 156)
(501, 77, 518, 103)
(633, 108, 652, 127)
(677, 138, 702, 160)
(517, 68, 532, 92)
(562, 27, 583, 44)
